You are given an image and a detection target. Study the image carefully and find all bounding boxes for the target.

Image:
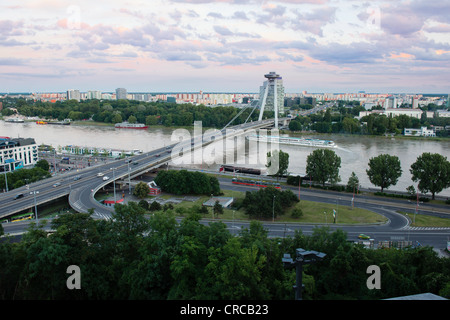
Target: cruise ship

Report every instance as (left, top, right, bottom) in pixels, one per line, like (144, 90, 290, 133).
(114, 122, 148, 129)
(246, 135, 336, 148)
(5, 118, 24, 123)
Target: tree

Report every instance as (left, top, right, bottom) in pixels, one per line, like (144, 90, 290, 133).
(366, 154, 402, 192)
(346, 171, 360, 193)
(149, 201, 162, 212)
(410, 152, 450, 200)
(213, 200, 224, 216)
(112, 113, 123, 123)
(306, 149, 341, 187)
(266, 149, 289, 180)
(133, 181, 150, 199)
(128, 115, 137, 123)
(35, 159, 50, 172)
(242, 187, 298, 219)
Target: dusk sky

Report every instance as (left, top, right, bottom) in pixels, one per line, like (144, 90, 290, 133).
(1, 0, 450, 94)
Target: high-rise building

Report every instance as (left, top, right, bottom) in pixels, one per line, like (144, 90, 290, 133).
(87, 90, 102, 100)
(0, 137, 38, 171)
(116, 88, 127, 100)
(258, 72, 285, 128)
(67, 89, 81, 102)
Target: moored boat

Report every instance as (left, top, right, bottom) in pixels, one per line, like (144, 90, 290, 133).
(114, 122, 148, 129)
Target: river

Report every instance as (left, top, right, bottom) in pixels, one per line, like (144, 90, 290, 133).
(2, 120, 450, 197)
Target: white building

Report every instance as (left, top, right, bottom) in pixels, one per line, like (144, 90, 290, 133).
(0, 137, 38, 172)
(404, 127, 436, 137)
(359, 108, 424, 119)
(116, 88, 127, 100)
(385, 108, 423, 119)
(67, 89, 81, 101)
(437, 110, 450, 118)
(87, 90, 102, 100)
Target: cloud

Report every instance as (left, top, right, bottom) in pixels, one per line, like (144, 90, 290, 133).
(309, 42, 383, 64)
(159, 51, 203, 61)
(0, 58, 26, 65)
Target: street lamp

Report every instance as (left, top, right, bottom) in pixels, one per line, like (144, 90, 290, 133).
(272, 195, 276, 222)
(2, 163, 9, 192)
(127, 160, 131, 195)
(282, 248, 326, 300)
(110, 167, 117, 203)
(30, 190, 39, 222)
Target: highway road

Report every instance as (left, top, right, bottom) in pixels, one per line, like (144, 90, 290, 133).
(217, 178, 450, 249)
(2, 174, 450, 250)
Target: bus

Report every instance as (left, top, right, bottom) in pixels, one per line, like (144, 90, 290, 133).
(11, 212, 34, 222)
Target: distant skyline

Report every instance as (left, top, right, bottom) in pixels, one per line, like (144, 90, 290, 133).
(1, 0, 450, 93)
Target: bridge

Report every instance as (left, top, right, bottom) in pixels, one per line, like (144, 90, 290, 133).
(0, 117, 288, 221)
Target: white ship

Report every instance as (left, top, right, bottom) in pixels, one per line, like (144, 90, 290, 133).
(114, 122, 148, 129)
(246, 135, 337, 148)
(5, 118, 24, 123)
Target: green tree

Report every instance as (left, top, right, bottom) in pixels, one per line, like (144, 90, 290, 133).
(35, 159, 50, 172)
(410, 153, 450, 200)
(266, 149, 289, 180)
(306, 149, 341, 187)
(213, 200, 224, 216)
(366, 154, 402, 192)
(149, 201, 162, 211)
(133, 181, 150, 199)
(112, 113, 123, 123)
(346, 171, 360, 193)
(128, 115, 137, 123)
(242, 187, 298, 219)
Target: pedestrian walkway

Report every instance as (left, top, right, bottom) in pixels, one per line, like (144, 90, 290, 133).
(402, 226, 450, 231)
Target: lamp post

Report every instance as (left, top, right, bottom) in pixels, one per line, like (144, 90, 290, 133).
(127, 160, 131, 195)
(282, 248, 326, 300)
(2, 163, 9, 192)
(30, 190, 39, 222)
(272, 195, 276, 222)
(110, 167, 117, 203)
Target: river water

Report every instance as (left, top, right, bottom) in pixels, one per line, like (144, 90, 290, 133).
(2, 120, 450, 197)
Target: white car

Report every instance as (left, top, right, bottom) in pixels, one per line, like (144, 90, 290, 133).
(97, 172, 104, 177)
(102, 176, 109, 181)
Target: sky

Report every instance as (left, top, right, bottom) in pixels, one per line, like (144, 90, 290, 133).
(1, 0, 450, 94)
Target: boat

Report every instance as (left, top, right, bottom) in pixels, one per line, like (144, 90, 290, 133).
(47, 120, 71, 125)
(246, 135, 337, 148)
(115, 122, 148, 129)
(36, 121, 48, 125)
(5, 118, 24, 123)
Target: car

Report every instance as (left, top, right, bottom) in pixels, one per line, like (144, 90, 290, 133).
(125, 159, 132, 163)
(97, 172, 104, 177)
(14, 193, 24, 200)
(52, 182, 61, 188)
(155, 154, 160, 157)
(73, 176, 81, 181)
(358, 234, 370, 240)
(133, 161, 139, 165)
(103, 176, 109, 181)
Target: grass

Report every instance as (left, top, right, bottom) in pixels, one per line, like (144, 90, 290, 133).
(284, 200, 387, 224)
(398, 211, 450, 228)
(150, 189, 387, 225)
